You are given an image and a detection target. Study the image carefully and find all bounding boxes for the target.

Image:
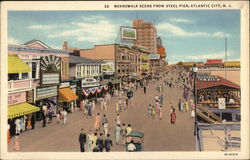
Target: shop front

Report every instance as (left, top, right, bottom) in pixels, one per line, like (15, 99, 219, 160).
(8, 91, 40, 136)
(58, 86, 78, 113)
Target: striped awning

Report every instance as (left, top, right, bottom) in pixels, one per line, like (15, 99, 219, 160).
(8, 55, 31, 73)
(8, 103, 40, 119)
(58, 88, 78, 102)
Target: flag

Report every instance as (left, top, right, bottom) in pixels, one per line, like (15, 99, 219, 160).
(82, 89, 90, 97)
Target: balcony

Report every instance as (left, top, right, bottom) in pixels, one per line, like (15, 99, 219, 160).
(8, 79, 33, 92)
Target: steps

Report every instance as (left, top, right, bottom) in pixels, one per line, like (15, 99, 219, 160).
(197, 105, 222, 124)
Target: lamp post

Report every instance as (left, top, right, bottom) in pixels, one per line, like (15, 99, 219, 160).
(192, 64, 198, 136)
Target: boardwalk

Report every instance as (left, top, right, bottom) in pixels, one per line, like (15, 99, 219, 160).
(8, 75, 196, 152)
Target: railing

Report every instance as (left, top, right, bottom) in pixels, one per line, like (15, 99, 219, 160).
(8, 79, 33, 91)
(197, 105, 222, 123)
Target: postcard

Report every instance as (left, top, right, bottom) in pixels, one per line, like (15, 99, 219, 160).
(0, 1, 249, 159)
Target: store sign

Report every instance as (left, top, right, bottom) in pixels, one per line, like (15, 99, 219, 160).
(8, 92, 26, 106)
(149, 54, 160, 60)
(59, 82, 70, 89)
(26, 90, 34, 104)
(41, 73, 60, 85)
(37, 86, 58, 100)
(218, 98, 226, 109)
(82, 78, 99, 87)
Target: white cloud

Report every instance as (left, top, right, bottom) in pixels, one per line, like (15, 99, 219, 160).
(157, 22, 230, 38)
(28, 24, 58, 30)
(170, 18, 192, 23)
(48, 17, 119, 44)
(186, 50, 234, 61)
(8, 37, 21, 45)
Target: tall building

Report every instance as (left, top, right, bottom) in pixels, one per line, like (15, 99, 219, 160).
(133, 19, 157, 54)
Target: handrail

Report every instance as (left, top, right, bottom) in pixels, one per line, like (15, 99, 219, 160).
(197, 105, 222, 122)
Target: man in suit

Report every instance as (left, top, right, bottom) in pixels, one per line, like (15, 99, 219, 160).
(79, 128, 86, 152)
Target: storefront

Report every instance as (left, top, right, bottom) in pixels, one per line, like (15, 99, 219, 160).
(35, 86, 58, 120)
(8, 54, 40, 136)
(58, 82, 78, 112)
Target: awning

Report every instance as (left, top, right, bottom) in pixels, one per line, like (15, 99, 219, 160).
(8, 102, 40, 119)
(58, 88, 78, 102)
(8, 55, 31, 73)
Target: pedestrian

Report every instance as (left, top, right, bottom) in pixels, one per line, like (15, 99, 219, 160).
(42, 111, 46, 128)
(180, 101, 184, 112)
(92, 100, 96, 112)
(185, 100, 189, 112)
(79, 128, 87, 152)
(191, 109, 195, 118)
(126, 124, 132, 136)
(130, 98, 134, 108)
(143, 86, 147, 94)
(87, 102, 92, 117)
(92, 132, 98, 150)
(100, 97, 104, 110)
(116, 114, 121, 125)
(152, 106, 156, 119)
(159, 95, 163, 105)
(121, 123, 126, 145)
(93, 142, 100, 152)
(87, 130, 93, 152)
(103, 99, 107, 110)
(7, 124, 10, 145)
(115, 124, 122, 145)
(159, 106, 163, 120)
(104, 122, 109, 137)
(31, 114, 35, 129)
(171, 109, 176, 124)
(127, 140, 136, 152)
(148, 104, 152, 118)
(63, 109, 68, 125)
(178, 99, 181, 111)
(104, 134, 113, 152)
(155, 101, 160, 114)
(56, 112, 60, 124)
(101, 114, 108, 130)
(94, 113, 101, 131)
(126, 124, 132, 143)
(48, 108, 53, 124)
(71, 101, 74, 113)
(97, 133, 104, 152)
(118, 100, 122, 113)
(14, 133, 20, 151)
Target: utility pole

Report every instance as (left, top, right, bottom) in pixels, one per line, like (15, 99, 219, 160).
(225, 36, 227, 80)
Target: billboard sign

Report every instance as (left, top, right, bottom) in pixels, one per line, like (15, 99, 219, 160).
(101, 63, 114, 73)
(36, 86, 58, 100)
(121, 27, 136, 40)
(149, 54, 160, 60)
(40, 55, 61, 86)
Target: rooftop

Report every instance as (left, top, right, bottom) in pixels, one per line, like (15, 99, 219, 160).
(8, 44, 73, 55)
(69, 55, 104, 64)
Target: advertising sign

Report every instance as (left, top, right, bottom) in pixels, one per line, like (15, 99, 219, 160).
(8, 92, 26, 106)
(26, 90, 34, 104)
(218, 98, 226, 109)
(40, 55, 61, 86)
(149, 54, 160, 60)
(121, 27, 136, 40)
(82, 78, 99, 88)
(101, 63, 114, 73)
(37, 86, 58, 100)
(41, 73, 60, 85)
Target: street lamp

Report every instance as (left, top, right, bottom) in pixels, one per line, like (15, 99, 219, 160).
(192, 64, 198, 136)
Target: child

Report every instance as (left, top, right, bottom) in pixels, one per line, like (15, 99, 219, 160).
(56, 113, 60, 124)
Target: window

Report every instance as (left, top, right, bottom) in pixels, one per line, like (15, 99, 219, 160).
(8, 73, 19, 81)
(32, 62, 37, 79)
(77, 66, 81, 76)
(22, 73, 29, 79)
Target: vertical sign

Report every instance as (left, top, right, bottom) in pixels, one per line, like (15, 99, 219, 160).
(218, 98, 226, 109)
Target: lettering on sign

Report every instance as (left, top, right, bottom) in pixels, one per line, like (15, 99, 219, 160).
(8, 92, 26, 106)
(37, 86, 58, 100)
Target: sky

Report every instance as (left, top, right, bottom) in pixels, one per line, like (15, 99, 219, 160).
(8, 10, 240, 64)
